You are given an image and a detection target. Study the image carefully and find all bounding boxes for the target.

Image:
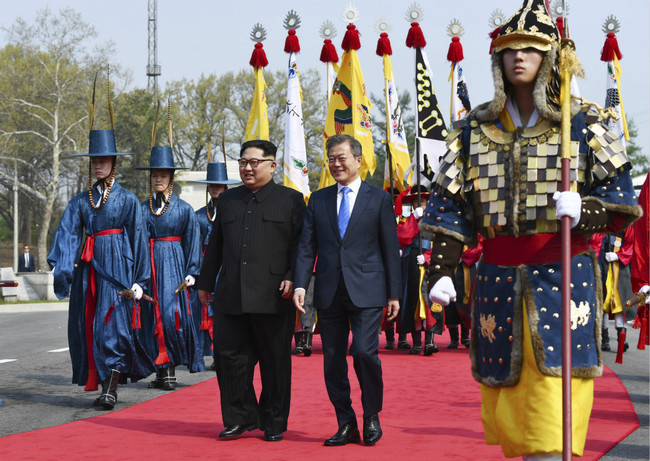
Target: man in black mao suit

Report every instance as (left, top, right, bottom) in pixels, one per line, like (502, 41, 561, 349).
(293, 134, 401, 446)
(18, 245, 36, 272)
(197, 140, 305, 442)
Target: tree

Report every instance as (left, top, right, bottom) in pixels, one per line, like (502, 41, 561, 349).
(0, 8, 118, 269)
(624, 118, 649, 177)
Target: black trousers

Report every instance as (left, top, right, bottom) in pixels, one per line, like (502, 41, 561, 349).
(213, 310, 294, 433)
(317, 277, 383, 427)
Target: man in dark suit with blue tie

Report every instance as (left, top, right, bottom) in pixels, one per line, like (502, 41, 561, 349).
(18, 245, 36, 272)
(293, 134, 401, 446)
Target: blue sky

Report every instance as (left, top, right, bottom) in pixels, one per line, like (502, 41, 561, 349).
(2, 0, 649, 162)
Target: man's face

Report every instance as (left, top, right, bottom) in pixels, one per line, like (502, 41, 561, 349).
(90, 156, 113, 181)
(327, 141, 362, 186)
(151, 169, 173, 194)
(23, 246, 29, 253)
(239, 147, 276, 191)
(207, 184, 226, 199)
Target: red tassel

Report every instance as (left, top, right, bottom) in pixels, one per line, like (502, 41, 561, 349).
(376, 32, 392, 56)
(634, 305, 648, 350)
(104, 305, 114, 324)
(284, 29, 300, 53)
(175, 310, 181, 330)
(131, 300, 138, 329)
(249, 42, 268, 68)
(488, 27, 501, 54)
(615, 329, 626, 364)
(601, 32, 623, 62)
(556, 17, 564, 39)
(447, 36, 464, 62)
(320, 39, 339, 63)
(406, 22, 426, 48)
(341, 24, 361, 51)
(200, 303, 209, 330)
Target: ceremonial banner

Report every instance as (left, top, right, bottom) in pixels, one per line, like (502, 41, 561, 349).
(381, 49, 411, 192)
(245, 67, 269, 141)
(405, 47, 448, 188)
(604, 57, 628, 143)
(283, 51, 310, 197)
(322, 46, 375, 185)
(449, 61, 471, 123)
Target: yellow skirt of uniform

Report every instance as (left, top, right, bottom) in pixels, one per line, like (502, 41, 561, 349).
(480, 300, 594, 458)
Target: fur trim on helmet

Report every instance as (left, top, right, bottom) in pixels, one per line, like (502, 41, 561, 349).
(473, 44, 581, 124)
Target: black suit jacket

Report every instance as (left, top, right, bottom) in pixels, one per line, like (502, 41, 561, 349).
(18, 253, 36, 272)
(197, 180, 306, 315)
(294, 181, 401, 310)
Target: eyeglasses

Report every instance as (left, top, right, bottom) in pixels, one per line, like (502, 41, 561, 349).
(238, 158, 274, 168)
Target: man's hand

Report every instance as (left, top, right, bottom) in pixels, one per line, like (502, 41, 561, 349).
(293, 288, 306, 313)
(412, 207, 424, 220)
(605, 252, 619, 263)
(198, 289, 213, 307)
(386, 298, 400, 321)
(553, 191, 582, 228)
(416, 254, 426, 265)
(429, 276, 457, 306)
(185, 275, 196, 287)
(279, 280, 294, 299)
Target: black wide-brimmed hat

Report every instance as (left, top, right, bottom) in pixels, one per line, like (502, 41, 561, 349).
(492, 0, 560, 53)
(136, 146, 187, 170)
(193, 162, 239, 185)
(403, 184, 430, 204)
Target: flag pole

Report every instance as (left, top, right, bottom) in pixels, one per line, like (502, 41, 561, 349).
(559, 4, 573, 459)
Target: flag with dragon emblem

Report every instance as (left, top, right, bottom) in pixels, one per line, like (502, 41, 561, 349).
(321, 45, 375, 187)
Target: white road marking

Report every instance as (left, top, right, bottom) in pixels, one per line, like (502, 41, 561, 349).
(0, 359, 18, 364)
(47, 347, 69, 353)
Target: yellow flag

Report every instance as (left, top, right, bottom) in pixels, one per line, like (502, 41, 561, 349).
(245, 67, 269, 141)
(321, 48, 374, 187)
(382, 53, 411, 192)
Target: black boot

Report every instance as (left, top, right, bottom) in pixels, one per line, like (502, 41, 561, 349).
(460, 326, 471, 348)
(601, 327, 611, 352)
(148, 369, 164, 388)
(93, 378, 109, 406)
(162, 366, 176, 391)
(303, 331, 313, 357)
(448, 326, 459, 349)
(292, 331, 305, 355)
(423, 330, 439, 356)
(384, 326, 395, 350)
(616, 327, 629, 353)
(98, 369, 120, 410)
(409, 331, 422, 354)
(397, 332, 411, 350)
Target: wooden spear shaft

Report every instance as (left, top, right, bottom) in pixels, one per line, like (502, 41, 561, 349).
(560, 36, 574, 461)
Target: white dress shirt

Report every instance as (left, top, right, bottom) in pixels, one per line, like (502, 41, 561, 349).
(336, 176, 362, 215)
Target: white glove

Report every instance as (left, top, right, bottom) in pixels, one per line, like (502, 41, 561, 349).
(605, 252, 619, 263)
(428, 276, 456, 306)
(131, 283, 143, 300)
(412, 207, 424, 220)
(641, 285, 650, 304)
(399, 249, 403, 257)
(185, 275, 196, 287)
(553, 191, 581, 228)
(416, 254, 426, 265)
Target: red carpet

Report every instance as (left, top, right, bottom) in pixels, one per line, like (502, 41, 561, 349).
(0, 336, 639, 460)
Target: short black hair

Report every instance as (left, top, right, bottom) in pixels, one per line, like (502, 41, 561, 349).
(240, 139, 277, 159)
(326, 134, 362, 158)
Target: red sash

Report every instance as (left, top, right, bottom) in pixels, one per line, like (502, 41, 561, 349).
(149, 236, 181, 365)
(482, 233, 590, 266)
(80, 228, 121, 391)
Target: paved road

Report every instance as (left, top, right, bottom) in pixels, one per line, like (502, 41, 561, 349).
(0, 302, 648, 459)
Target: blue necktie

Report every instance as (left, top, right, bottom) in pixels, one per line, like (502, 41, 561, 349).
(339, 186, 351, 239)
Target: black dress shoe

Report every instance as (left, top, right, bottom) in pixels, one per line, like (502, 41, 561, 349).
(424, 343, 439, 355)
(363, 414, 382, 446)
(219, 423, 257, 439)
(263, 431, 283, 442)
(324, 423, 361, 446)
